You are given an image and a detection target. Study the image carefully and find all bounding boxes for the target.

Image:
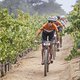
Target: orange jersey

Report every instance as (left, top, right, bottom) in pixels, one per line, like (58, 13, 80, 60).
(54, 21, 63, 28)
(40, 23, 58, 31)
(36, 22, 58, 36)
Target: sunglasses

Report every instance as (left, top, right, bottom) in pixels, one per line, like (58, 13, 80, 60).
(48, 21, 53, 23)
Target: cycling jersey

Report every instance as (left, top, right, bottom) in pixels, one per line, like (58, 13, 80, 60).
(40, 23, 58, 31)
(60, 20, 65, 27)
(60, 18, 67, 24)
(36, 22, 58, 36)
(53, 20, 63, 32)
(54, 20, 63, 28)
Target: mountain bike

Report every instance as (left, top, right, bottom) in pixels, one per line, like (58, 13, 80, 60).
(42, 40, 57, 76)
(35, 39, 57, 76)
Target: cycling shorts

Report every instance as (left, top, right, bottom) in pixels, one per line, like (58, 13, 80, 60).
(42, 30, 55, 42)
(57, 26, 62, 32)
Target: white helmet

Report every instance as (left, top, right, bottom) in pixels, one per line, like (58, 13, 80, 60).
(51, 16, 58, 21)
(48, 17, 57, 22)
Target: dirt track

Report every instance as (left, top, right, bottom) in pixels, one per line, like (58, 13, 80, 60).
(1, 34, 73, 80)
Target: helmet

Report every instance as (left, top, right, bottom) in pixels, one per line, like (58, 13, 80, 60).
(48, 17, 57, 22)
(53, 16, 58, 19)
(60, 15, 65, 18)
(52, 16, 58, 21)
(57, 16, 61, 19)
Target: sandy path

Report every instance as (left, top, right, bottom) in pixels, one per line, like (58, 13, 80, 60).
(1, 34, 73, 80)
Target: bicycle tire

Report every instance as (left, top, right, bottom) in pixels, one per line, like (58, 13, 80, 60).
(52, 38, 57, 60)
(47, 50, 49, 72)
(53, 44, 56, 60)
(60, 35, 62, 47)
(44, 49, 49, 76)
(54, 35, 58, 51)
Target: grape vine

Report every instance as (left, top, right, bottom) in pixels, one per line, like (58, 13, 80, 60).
(65, 1, 80, 60)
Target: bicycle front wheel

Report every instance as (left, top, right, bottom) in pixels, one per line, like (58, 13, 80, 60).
(52, 44, 56, 60)
(60, 35, 62, 47)
(44, 49, 49, 76)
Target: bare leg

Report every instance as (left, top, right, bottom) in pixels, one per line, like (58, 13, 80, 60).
(49, 46, 53, 63)
(41, 45, 44, 65)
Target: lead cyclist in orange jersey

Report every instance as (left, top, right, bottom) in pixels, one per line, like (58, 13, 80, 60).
(36, 17, 59, 65)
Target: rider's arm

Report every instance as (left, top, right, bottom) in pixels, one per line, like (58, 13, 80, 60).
(57, 21, 64, 28)
(36, 30, 41, 37)
(52, 23, 58, 32)
(36, 23, 46, 38)
(52, 23, 59, 41)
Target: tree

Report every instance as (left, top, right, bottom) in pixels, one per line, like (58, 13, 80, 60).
(0, 0, 66, 15)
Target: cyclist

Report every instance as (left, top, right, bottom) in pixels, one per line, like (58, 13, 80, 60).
(52, 16, 64, 31)
(35, 17, 59, 65)
(57, 16, 65, 28)
(52, 16, 64, 48)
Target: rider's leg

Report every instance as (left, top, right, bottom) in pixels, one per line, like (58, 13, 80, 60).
(49, 30, 55, 63)
(41, 45, 44, 65)
(41, 30, 47, 65)
(49, 45, 53, 63)
(57, 27, 62, 51)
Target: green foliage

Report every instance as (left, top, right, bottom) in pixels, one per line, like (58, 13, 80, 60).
(65, 1, 80, 61)
(75, 39, 80, 49)
(64, 26, 74, 34)
(0, 9, 45, 63)
(65, 48, 80, 61)
(73, 19, 80, 30)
